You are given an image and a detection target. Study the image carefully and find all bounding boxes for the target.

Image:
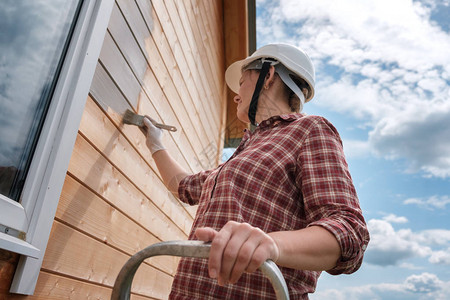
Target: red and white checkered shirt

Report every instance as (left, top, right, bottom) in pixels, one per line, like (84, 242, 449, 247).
(169, 114, 370, 299)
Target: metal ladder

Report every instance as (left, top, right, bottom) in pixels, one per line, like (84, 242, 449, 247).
(111, 240, 290, 300)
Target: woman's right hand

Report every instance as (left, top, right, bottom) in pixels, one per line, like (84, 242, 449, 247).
(143, 117, 165, 155)
(195, 221, 280, 286)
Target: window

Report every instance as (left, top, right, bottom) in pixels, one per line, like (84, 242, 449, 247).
(0, 0, 81, 202)
(0, 0, 114, 295)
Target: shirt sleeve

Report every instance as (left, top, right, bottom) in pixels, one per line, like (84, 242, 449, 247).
(296, 116, 370, 275)
(178, 169, 214, 205)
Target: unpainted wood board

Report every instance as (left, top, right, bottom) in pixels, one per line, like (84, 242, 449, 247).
(187, 0, 221, 95)
(197, 0, 222, 72)
(130, 94, 201, 218)
(208, 0, 223, 36)
(205, 0, 225, 92)
(171, 0, 219, 107)
(205, 0, 227, 166)
(116, 0, 213, 152)
(144, 4, 222, 169)
(205, 0, 225, 87)
(156, 0, 221, 132)
(188, 0, 222, 99)
(145, 0, 220, 135)
(67, 133, 192, 237)
(117, 0, 208, 151)
(113, 1, 210, 163)
(203, 0, 222, 57)
(57, 175, 179, 275)
(134, 64, 205, 173)
(8, 271, 105, 300)
(8, 271, 157, 300)
(173, 0, 221, 108)
(41, 221, 173, 299)
(6, 271, 108, 299)
(185, 0, 221, 96)
(8, 272, 156, 300)
(133, 91, 203, 175)
(80, 96, 197, 221)
(211, 0, 226, 83)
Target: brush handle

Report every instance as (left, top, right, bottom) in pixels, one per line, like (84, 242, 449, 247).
(152, 122, 177, 132)
(143, 115, 177, 132)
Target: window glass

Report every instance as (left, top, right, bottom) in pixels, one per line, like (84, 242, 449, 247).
(0, 0, 82, 201)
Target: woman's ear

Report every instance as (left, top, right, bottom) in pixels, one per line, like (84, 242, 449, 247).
(301, 87, 309, 99)
(265, 65, 276, 85)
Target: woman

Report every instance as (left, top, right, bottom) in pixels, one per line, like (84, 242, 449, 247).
(144, 44, 370, 299)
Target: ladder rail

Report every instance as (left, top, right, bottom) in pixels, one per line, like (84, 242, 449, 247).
(111, 240, 290, 300)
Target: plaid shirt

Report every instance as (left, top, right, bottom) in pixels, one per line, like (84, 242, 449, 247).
(169, 114, 369, 299)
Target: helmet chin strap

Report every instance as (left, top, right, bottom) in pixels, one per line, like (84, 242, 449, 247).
(248, 61, 272, 126)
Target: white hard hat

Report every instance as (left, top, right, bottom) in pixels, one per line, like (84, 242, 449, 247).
(225, 43, 315, 102)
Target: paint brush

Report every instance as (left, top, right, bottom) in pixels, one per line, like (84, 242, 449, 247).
(123, 109, 177, 132)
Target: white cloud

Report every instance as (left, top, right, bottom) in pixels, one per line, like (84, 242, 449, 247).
(279, 0, 450, 69)
(399, 262, 423, 270)
(342, 139, 372, 159)
(365, 218, 450, 266)
(429, 248, 450, 265)
(365, 219, 432, 266)
(313, 273, 450, 300)
(405, 272, 443, 293)
(413, 229, 450, 247)
(369, 104, 450, 178)
(404, 195, 450, 210)
(383, 214, 409, 224)
(257, 0, 450, 178)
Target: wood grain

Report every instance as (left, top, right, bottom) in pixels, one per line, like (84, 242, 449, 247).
(42, 221, 173, 298)
(57, 175, 180, 275)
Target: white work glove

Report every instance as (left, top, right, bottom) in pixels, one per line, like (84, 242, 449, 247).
(143, 117, 166, 155)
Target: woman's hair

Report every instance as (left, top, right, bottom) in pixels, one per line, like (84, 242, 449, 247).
(284, 75, 310, 113)
(288, 94, 301, 113)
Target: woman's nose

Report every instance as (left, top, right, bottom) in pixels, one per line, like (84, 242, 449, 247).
(233, 95, 240, 103)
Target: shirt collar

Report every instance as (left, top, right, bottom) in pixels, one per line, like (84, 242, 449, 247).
(255, 113, 306, 130)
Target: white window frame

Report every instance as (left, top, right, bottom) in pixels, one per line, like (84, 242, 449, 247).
(0, 0, 114, 295)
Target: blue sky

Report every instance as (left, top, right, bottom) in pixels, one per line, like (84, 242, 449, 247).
(244, 0, 450, 299)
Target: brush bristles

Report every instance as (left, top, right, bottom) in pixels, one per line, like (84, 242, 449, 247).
(123, 109, 145, 126)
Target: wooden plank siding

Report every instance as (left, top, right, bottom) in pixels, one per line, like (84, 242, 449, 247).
(0, 1, 230, 299)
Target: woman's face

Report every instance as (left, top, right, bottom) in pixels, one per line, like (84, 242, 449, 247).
(234, 70, 258, 123)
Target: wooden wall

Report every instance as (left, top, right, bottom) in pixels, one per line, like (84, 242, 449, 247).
(2, 1, 226, 299)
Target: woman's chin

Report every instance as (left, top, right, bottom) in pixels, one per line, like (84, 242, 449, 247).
(236, 111, 250, 124)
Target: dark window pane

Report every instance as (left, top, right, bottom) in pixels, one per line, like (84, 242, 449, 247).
(0, 0, 82, 201)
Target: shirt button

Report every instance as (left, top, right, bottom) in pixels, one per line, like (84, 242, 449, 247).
(362, 244, 367, 251)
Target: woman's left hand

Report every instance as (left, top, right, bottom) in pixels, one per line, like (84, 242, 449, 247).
(195, 221, 280, 286)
